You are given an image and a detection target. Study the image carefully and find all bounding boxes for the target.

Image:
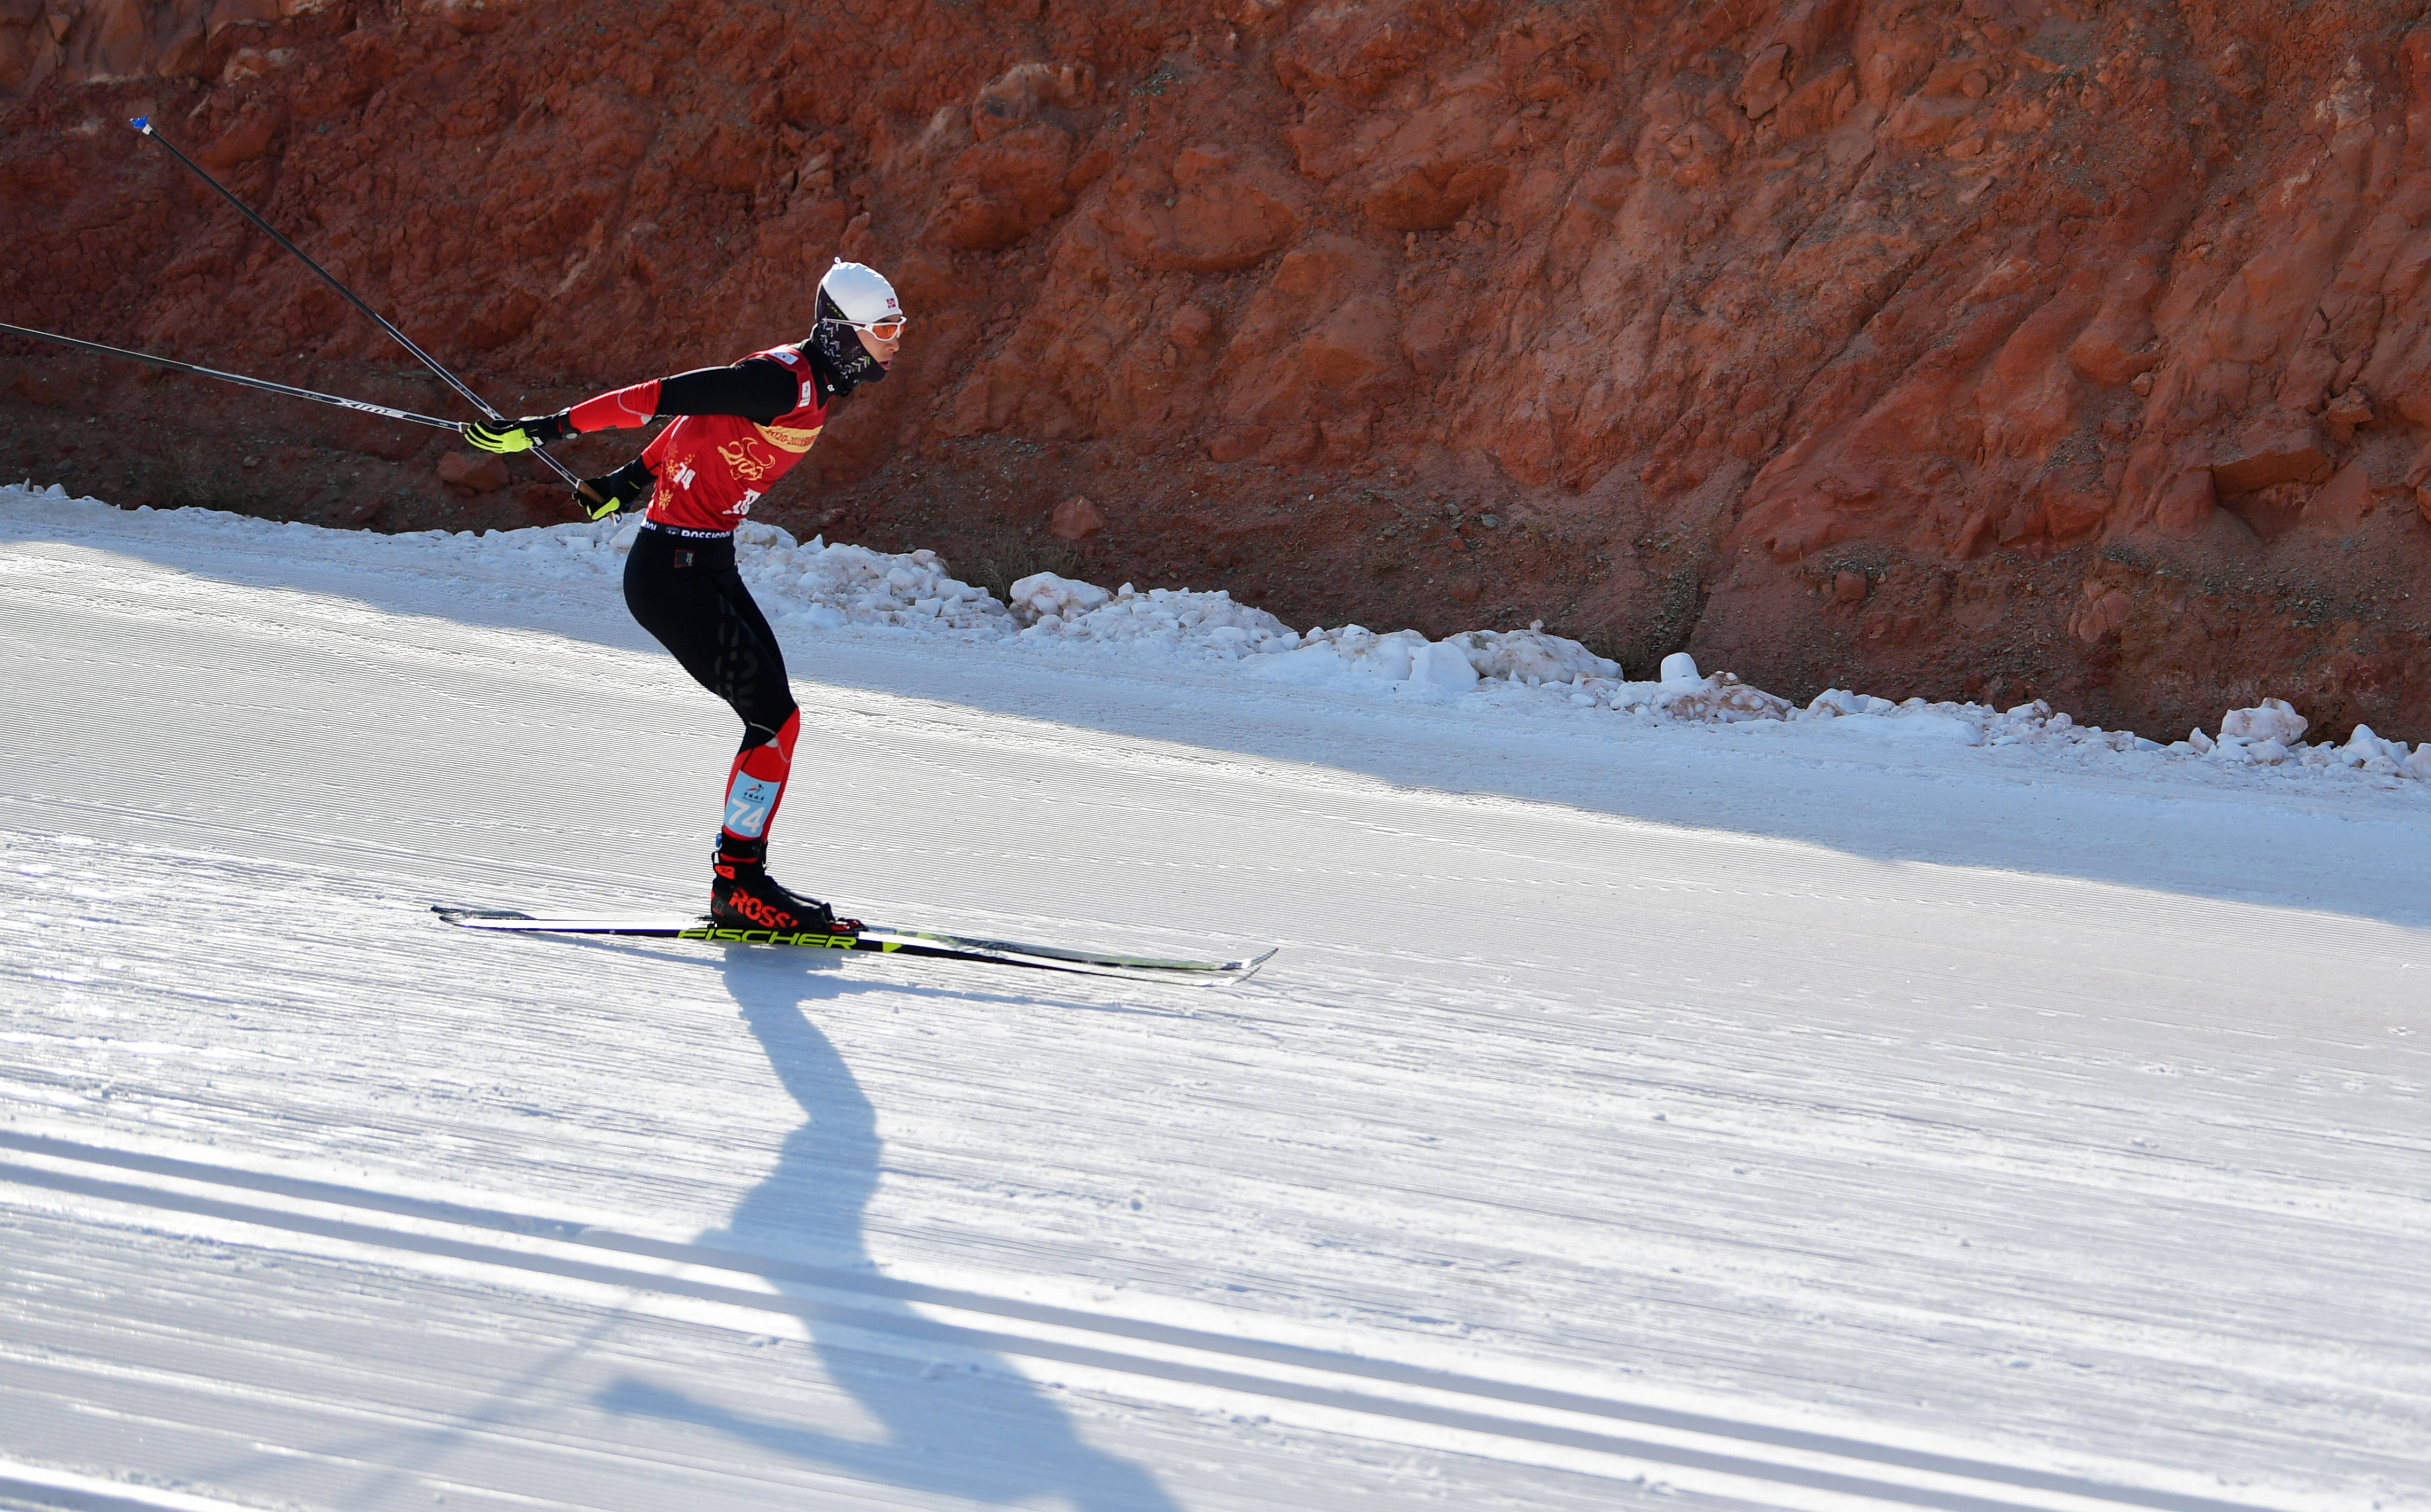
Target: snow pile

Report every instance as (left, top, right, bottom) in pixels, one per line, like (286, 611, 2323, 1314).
(996, 581, 1628, 695)
(1254, 623, 1473, 692)
(1800, 687, 1995, 746)
(11, 484, 2431, 795)
(697, 521, 1014, 633)
(2222, 698, 2309, 745)
(1783, 687, 2431, 782)
(2186, 697, 2307, 765)
(1643, 654, 1797, 723)
(2335, 723, 2431, 779)
(1444, 622, 1621, 685)
(1478, 652, 1797, 725)
(2180, 698, 2431, 778)
(425, 513, 1018, 633)
(1792, 692, 2180, 754)
(1007, 574, 1302, 660)
(1255, 619, 1637, 700)
(1004, 572, 1113, 624)
(1809, 688, 1901, 718)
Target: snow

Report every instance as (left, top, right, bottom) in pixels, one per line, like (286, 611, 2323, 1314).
(3, 481, 2428, 1512)
(8, 483, 2425, 793)
(2221, 698, 2309, 746)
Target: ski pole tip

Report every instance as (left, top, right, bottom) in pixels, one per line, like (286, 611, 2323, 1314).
(130, 116, 150, 132)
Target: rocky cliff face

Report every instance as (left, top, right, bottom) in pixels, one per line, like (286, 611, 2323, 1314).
(7, 0, 2431, 740)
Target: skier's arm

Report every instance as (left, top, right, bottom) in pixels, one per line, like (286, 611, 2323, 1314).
(464, 357, 801, 453)
(577, 358, 801, 428)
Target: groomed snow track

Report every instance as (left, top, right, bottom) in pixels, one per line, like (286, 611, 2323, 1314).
(3, 496, 2426, 1511)
(0, 1129, 2298, 1512)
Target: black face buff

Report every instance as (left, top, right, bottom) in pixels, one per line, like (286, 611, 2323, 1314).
(808, 292, 888, 399)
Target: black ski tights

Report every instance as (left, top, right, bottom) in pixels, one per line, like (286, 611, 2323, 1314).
(622, 526, 800, 746)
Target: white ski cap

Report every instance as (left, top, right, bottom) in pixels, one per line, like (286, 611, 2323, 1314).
(819, 259, 901, 326)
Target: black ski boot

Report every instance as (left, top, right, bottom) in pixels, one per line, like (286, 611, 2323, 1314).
(710, 847, 860, 934)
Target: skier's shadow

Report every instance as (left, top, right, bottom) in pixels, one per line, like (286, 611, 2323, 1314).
(592, 949, 1180, 1510)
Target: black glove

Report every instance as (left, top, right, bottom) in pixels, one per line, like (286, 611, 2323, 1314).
(464, 411, 575, 454)
(574, 458, 654, 520)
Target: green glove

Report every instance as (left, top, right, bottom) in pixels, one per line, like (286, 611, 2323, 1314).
(464, 411, 574, 453)
(575, 459, 653, 520)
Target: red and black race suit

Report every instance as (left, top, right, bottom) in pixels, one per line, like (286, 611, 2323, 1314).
(566, 347, 826, 533)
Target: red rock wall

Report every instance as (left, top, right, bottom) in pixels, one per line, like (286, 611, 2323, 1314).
(7, 0, 2431, 740)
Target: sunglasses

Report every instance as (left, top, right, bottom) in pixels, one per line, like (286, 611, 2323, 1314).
(834, 316, 907, 340)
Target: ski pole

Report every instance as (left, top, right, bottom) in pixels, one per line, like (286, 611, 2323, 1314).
(0, 321, 467, 432)
(128, 116, 582, 488)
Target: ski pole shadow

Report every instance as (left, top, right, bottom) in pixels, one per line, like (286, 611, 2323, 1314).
(592, 946, 1183, 1511)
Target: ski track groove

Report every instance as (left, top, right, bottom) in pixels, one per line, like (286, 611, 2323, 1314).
(0, 1139, 2303, 1512)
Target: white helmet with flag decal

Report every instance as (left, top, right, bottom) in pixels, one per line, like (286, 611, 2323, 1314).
(818, 260, 903, 336)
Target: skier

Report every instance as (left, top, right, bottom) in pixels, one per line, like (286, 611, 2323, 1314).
(462, 258, 905, 935)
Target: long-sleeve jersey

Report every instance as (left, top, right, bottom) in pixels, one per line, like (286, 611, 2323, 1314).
(566, 347, 827, 532)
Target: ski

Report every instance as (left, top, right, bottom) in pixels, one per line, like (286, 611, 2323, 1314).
(431, 906, 1276, 984)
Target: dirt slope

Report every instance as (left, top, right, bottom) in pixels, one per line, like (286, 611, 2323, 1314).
(7, 0, 2431, 739)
